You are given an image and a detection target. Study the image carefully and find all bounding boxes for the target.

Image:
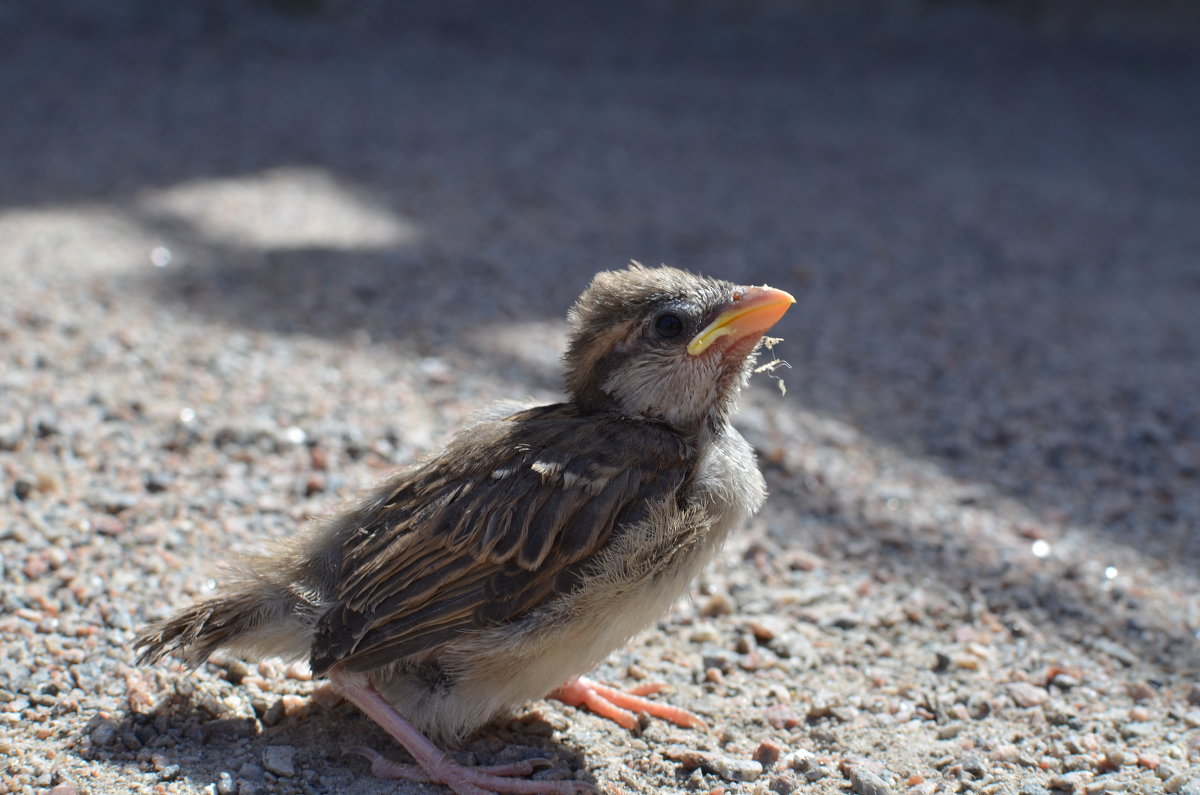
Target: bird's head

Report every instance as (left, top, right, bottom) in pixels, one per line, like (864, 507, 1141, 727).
(564, 264, 795, 433)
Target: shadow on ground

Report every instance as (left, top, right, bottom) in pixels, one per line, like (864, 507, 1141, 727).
(86, 681, 593, 793)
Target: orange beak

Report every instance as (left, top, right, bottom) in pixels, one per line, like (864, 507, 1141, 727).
(687, 285, 795, 357)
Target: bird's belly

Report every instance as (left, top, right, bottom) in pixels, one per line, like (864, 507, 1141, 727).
(467, 566, 697, 713)
(465, 516, 728, 706)
(377, 567, 695, 743)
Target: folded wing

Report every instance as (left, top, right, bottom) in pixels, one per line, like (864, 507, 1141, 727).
(310, 404, 690, 675)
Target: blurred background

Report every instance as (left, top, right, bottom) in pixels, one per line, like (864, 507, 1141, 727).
(5, 0, 1196, 557)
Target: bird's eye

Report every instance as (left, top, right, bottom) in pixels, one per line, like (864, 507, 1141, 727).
(654, 314, 684, 339)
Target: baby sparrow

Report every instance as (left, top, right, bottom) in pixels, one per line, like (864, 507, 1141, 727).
(136, 264, 794, 795)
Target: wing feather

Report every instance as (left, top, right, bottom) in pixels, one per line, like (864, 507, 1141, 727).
(310, 404, 690, 675)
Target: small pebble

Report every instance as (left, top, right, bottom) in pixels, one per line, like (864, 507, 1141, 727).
(763, 705, 802, 730)
(220, 658, 251, 685)
(960, 753, 986, 778)
(769, 633, 813, 661)
(1163, 774, 1192, 794)
(665, 748, 763, 782)
(236, 762, 264, 780)
(746, 616, 787, 642)
(936, 723, 963, 740)
(259, 700, 285, 727)
(1051, 673, 1081, 690)
(1009, 682, 1049, 708)
(991, 745, 1020, 764)
(284, 662, 312, 681)
(848, 766, 893, 795)
(90, 723, 116, 746)
(1048, 773, 1090, 791)
(783, 750, 815, 772)
(262, 745, 296, 777)
(708, 756, 763, 782)
(768, 773, 800, 794)
(1093, 640, 1140, 667)
(1127, 682, 1156, 702)
(1103, 748, 1128, 769)
(701, 593, 734, 617)
(753, 739, 783, 769)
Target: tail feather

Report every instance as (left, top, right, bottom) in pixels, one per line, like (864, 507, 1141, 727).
(135, 510, 348, 670)
(135, 584, 316, 668)
(134, 598, 251, 667)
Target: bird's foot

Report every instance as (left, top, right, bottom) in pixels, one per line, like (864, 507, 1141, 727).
(335, 676, 593, 795)
(550, 676, 706, 731)
(349, 746, 593, 794)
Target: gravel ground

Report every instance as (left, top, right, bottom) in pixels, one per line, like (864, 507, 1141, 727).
(2, 2, 1199, 794)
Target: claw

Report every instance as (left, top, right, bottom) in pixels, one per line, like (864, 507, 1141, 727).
(346, 745, 431, 780)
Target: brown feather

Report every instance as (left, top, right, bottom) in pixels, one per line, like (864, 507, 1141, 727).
(310, 403, 689, 675)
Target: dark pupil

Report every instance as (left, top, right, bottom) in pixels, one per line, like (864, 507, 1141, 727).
(655, 314, 683, 338)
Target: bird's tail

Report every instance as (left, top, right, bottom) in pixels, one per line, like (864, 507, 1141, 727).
(135, 579, 316, 668)
(135, 596, 252, 667)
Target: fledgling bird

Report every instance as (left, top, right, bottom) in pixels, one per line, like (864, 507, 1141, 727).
(135, 264, 794, 795)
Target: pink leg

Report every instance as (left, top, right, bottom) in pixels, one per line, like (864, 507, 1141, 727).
(333, 675, 593, 795)
(549, 676, 706, 731)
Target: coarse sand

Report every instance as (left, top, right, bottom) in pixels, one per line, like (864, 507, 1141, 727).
(2, 2, 1198, 793)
